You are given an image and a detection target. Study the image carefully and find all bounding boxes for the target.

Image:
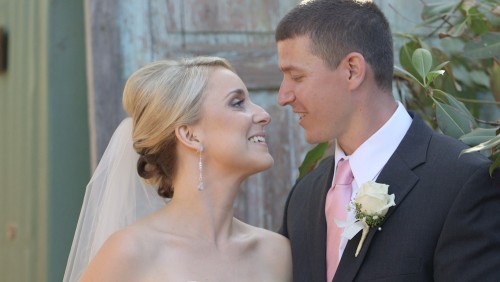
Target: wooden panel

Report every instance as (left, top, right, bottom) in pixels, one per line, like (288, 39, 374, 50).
(0, 0, 89, 281)
(161, 0, 294, 32)
(182, 0, 281, 32)
(0, 0, 48, 281)
(46, 0, 89, 280)
(164, 47, 282, 90)
(85, 0, 127, 165)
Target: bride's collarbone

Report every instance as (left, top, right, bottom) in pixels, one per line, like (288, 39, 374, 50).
(160, 256, 275, 282)
(158, 231, 263, 259)
(149, 232, 276, 281)
(132, 215, 286, 280)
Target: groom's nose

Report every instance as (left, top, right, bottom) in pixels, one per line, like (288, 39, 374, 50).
(278, 80, 295, 106)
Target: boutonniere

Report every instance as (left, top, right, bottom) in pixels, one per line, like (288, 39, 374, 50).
(335, 181, 395, 257)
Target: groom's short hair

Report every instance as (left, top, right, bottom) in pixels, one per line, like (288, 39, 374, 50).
(275, 0, 394, 91)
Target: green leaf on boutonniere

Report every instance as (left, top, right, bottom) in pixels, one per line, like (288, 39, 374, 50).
(354, 203, 384, 228)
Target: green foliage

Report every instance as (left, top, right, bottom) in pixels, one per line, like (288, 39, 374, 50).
(297, 142, 329, 181)
(460, 127, 498, 145)
(463, 32, 500, 59)
(402, 47, 499, 174)
(432, 89, 477, 138)
(395, 0, 500, 175)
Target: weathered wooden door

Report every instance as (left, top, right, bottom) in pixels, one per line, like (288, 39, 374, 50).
(85, 0, 306, 231)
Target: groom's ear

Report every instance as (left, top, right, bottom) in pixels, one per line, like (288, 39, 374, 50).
(175, 125, 201, 151)
(343, 52, 366, 90)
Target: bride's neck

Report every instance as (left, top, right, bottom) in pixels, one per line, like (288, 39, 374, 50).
(166, 172, 242, 245)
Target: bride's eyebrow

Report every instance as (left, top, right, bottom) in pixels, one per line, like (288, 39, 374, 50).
(224, 88, 246, 99)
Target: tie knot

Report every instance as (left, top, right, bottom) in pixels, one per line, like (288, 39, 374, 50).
(334, 159, 353, 185)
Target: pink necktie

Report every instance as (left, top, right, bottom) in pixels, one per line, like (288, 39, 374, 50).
(325, 159, 354, 282)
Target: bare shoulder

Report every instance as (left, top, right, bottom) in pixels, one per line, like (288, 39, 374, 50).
(254, 225, 290, 252)
(79, 225, 153, 281)
(237, 220, 293, 281)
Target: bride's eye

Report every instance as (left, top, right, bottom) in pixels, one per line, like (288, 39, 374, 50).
(231, 99, 245, 108)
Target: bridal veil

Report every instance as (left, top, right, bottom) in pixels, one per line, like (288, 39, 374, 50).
(63, 118, 167, 282)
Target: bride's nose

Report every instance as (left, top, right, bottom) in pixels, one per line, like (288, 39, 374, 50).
(253, 105, 271, 125)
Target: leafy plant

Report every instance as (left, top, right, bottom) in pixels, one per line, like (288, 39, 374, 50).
(297, 142, 330, 179)
(397, 47, 499, 175)
(395, 0, 500, 175)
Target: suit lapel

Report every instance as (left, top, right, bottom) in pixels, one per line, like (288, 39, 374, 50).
(308, 156, 336, 282)
(333, 113, 432, 281)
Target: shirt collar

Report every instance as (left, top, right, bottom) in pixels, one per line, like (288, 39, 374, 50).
(335, 102, 412, 187)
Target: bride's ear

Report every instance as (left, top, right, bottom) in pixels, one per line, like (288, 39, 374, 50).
(175, 125, 201, 151)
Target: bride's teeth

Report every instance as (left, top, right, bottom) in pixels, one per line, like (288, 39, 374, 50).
(249, 136, 265, 143)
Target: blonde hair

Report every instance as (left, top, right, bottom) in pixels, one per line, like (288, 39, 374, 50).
(122, 56, 235, 198)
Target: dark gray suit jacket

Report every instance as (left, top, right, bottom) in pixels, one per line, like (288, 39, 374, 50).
(279, 113, 500, 282)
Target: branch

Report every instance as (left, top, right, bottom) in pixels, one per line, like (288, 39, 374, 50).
(476, 119, 500, 127)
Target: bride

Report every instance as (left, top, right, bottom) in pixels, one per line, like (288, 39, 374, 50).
(64, 57, 292, 281)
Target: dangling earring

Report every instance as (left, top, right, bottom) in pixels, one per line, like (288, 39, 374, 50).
(197, 144, 204, 191)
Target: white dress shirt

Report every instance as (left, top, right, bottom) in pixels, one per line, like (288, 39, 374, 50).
(332, 101, 412, 259)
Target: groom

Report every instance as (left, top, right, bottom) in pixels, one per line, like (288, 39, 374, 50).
(275, 0, 500, 281)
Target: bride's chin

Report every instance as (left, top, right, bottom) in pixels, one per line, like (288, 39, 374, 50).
(254, 156, 274, 173)
(237, 155, 274, 176)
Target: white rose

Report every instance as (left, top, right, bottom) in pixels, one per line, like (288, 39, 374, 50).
(355, 181, 395, 216)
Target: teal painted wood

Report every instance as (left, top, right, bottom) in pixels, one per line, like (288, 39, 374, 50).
(46, 0, 89, 281)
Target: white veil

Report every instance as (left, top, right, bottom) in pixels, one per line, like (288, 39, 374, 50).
(63, 118, 167, 282)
